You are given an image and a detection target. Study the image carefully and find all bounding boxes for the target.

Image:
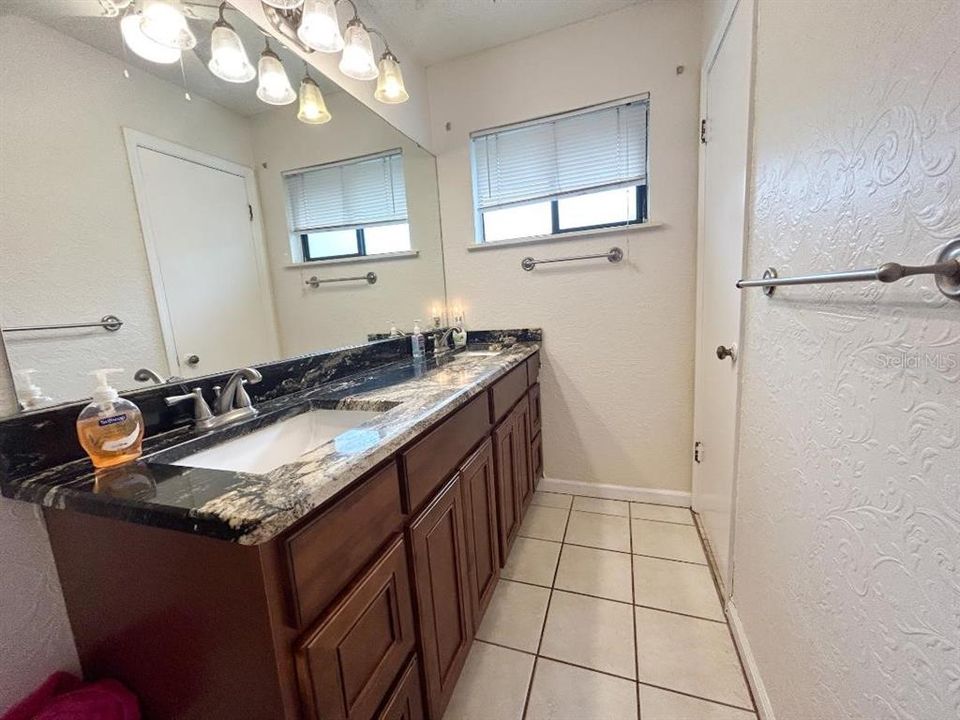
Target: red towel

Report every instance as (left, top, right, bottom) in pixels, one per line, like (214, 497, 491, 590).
(2, 672, 139, 720)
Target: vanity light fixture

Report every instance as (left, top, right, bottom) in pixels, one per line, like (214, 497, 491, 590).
(121, 7, 181, 64)
(256, 40, 297, 105)
(297, 0, 344, 52)
(261, 0, 305, 9)
(374, 49, 408, 104)
(208, 4, 256, 83)
(297, 66, 332, 124)
(139, 0, 197, 50)
(338, 17, 378, 81)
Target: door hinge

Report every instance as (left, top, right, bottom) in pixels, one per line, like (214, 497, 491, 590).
(700, 118, 707, 144)
(694, 441, 703, 464)
(248, 204, 254, 221)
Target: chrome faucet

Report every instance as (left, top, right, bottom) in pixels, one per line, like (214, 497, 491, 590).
(434, 325, 464, 356)
(165, 367, 262, 431)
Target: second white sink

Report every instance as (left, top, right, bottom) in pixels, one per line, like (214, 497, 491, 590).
(172, 408, 382, 475)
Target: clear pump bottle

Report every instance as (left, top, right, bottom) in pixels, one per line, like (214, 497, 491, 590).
(76, 369, 144, 468)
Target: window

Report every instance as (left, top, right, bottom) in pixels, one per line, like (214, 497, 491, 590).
(471, 97, 649, 243)
(284, 149, 410, 261)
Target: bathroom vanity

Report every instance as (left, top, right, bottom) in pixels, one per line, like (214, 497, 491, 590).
(0, 336, 543, 720)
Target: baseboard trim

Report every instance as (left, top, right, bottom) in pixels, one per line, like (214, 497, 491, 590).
(538, 477, 690, 507)
(726, 599, 775, 720)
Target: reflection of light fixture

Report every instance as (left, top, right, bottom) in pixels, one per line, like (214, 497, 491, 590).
(256, 41, 296, 105)
(375, 50, 408, 104)
(297, 0, 344, 52)
(101, 0, 134, 17)
(139, 0, 196, 50)
(261, 0, 304, 9)
(208, 5, 255, 83)
(338, 18, 378, 81)
(298, 71, 331, 124)
(121, 10, 181, 63)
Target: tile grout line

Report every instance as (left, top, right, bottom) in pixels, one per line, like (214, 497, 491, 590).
(520, 503, 572, 720)
(539, 490, 696, 512)
(629, 499, 642, 720)
(638, 681, 757, 714)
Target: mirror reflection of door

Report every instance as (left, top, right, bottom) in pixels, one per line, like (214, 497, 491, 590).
(125, 131, 280, 378)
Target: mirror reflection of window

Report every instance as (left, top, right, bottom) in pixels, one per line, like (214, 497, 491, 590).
(284, 150, 412, 262)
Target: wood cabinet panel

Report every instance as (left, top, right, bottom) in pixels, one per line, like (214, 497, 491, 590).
(295, 537, 415, 720)
(531, 431, 543, 487)
(526, 352, 540, 387)
(489, 364, 528, 425)
(409, 476, 473, 720)
(377, 657, 425, 720)
(528, 383, 542, 437)
(461, 438, 500, 624)
(493, 416, 520, 566)
(401, 394, 490, 513)
(513, 400, 533, 514)
(285, 461, 404, 629)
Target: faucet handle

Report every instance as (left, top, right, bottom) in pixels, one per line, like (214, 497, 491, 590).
(234, 378, 254, 409)
(165, 387, 214, 423)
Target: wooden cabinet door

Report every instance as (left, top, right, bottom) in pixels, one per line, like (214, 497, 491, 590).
(409, 476, 473, 720)
(493, 417, 520, 566)
(513, 399, 534, 515)
(531, 430, 543, 487)
(377, 657, 425, 720)
(295, 537, 415, 720)
(461, 439, 500, 624)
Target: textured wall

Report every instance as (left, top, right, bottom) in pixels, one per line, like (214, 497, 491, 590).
(732, 1, 960, 719)
(428, 0, 703, 493)
(0, 332, 79, 711)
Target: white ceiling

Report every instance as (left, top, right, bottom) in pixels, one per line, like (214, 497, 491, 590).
(363, 0, 645, 66)
(0, 0, 341, 117)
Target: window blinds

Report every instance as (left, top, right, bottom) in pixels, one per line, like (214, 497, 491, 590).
(284, 150, 407, 233)
(471, 98, 648, 211)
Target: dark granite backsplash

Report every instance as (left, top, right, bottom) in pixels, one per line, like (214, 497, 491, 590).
(0, 336, 412, 483)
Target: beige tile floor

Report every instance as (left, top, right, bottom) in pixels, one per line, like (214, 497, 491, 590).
(443, 492, 757, 720)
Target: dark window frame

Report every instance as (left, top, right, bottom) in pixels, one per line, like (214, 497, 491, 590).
(481, 184, 648, 243)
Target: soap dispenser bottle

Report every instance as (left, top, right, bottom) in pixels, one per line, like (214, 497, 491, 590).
(412, 320, 426, 360)
(15, 369, 53, 410)
(76, 369, 144, 468)
(452, 309, 468, 348)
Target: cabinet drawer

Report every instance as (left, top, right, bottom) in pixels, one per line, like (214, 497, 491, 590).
(529, 383, 542, 437)
(489, 363, 528, 425)
(377, 657, 425, 720)
(401, 393, 490, 512)
(296, 537, 415, 720)
(526, 352, 540, 386)
(285, 461, 403, 628)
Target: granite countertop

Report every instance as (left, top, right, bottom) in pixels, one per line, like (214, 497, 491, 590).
(4, 344, 538, 545)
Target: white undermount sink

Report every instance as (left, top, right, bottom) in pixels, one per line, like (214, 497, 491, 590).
(171, 409, 383, 475)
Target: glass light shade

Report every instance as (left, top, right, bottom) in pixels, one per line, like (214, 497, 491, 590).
(121, 12, 181, 64)
(256, 50, 296, 105)
(139, 0, 196, 50)
(374, 54, 409, 104)
(298, 77, 331, 124)
(338, 21, 378, 81)
(261, 0, 304, 8)
(208, 22, 256, 83)
(297, 0, 344, 52)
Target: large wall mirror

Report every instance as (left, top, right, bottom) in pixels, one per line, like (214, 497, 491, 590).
(0, 1, 446, 415)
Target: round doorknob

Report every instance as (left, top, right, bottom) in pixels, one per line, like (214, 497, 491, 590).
(184, 354, 200, 366)
(716, 344, 737, 361)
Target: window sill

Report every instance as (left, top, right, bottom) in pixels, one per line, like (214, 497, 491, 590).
(466, 221, 665, 252)
(285, 250, 419, 269)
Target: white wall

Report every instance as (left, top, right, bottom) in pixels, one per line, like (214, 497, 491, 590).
(0, 331, 80, 711)
(428, 0, 703, 494)
(731, 1, 960, 718)
(0, 16, 256, 403)
(251, 93, 446, 354)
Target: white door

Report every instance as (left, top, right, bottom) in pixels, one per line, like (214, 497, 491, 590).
(126, 132, 279, 378)
(692, 0, 755, 594)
